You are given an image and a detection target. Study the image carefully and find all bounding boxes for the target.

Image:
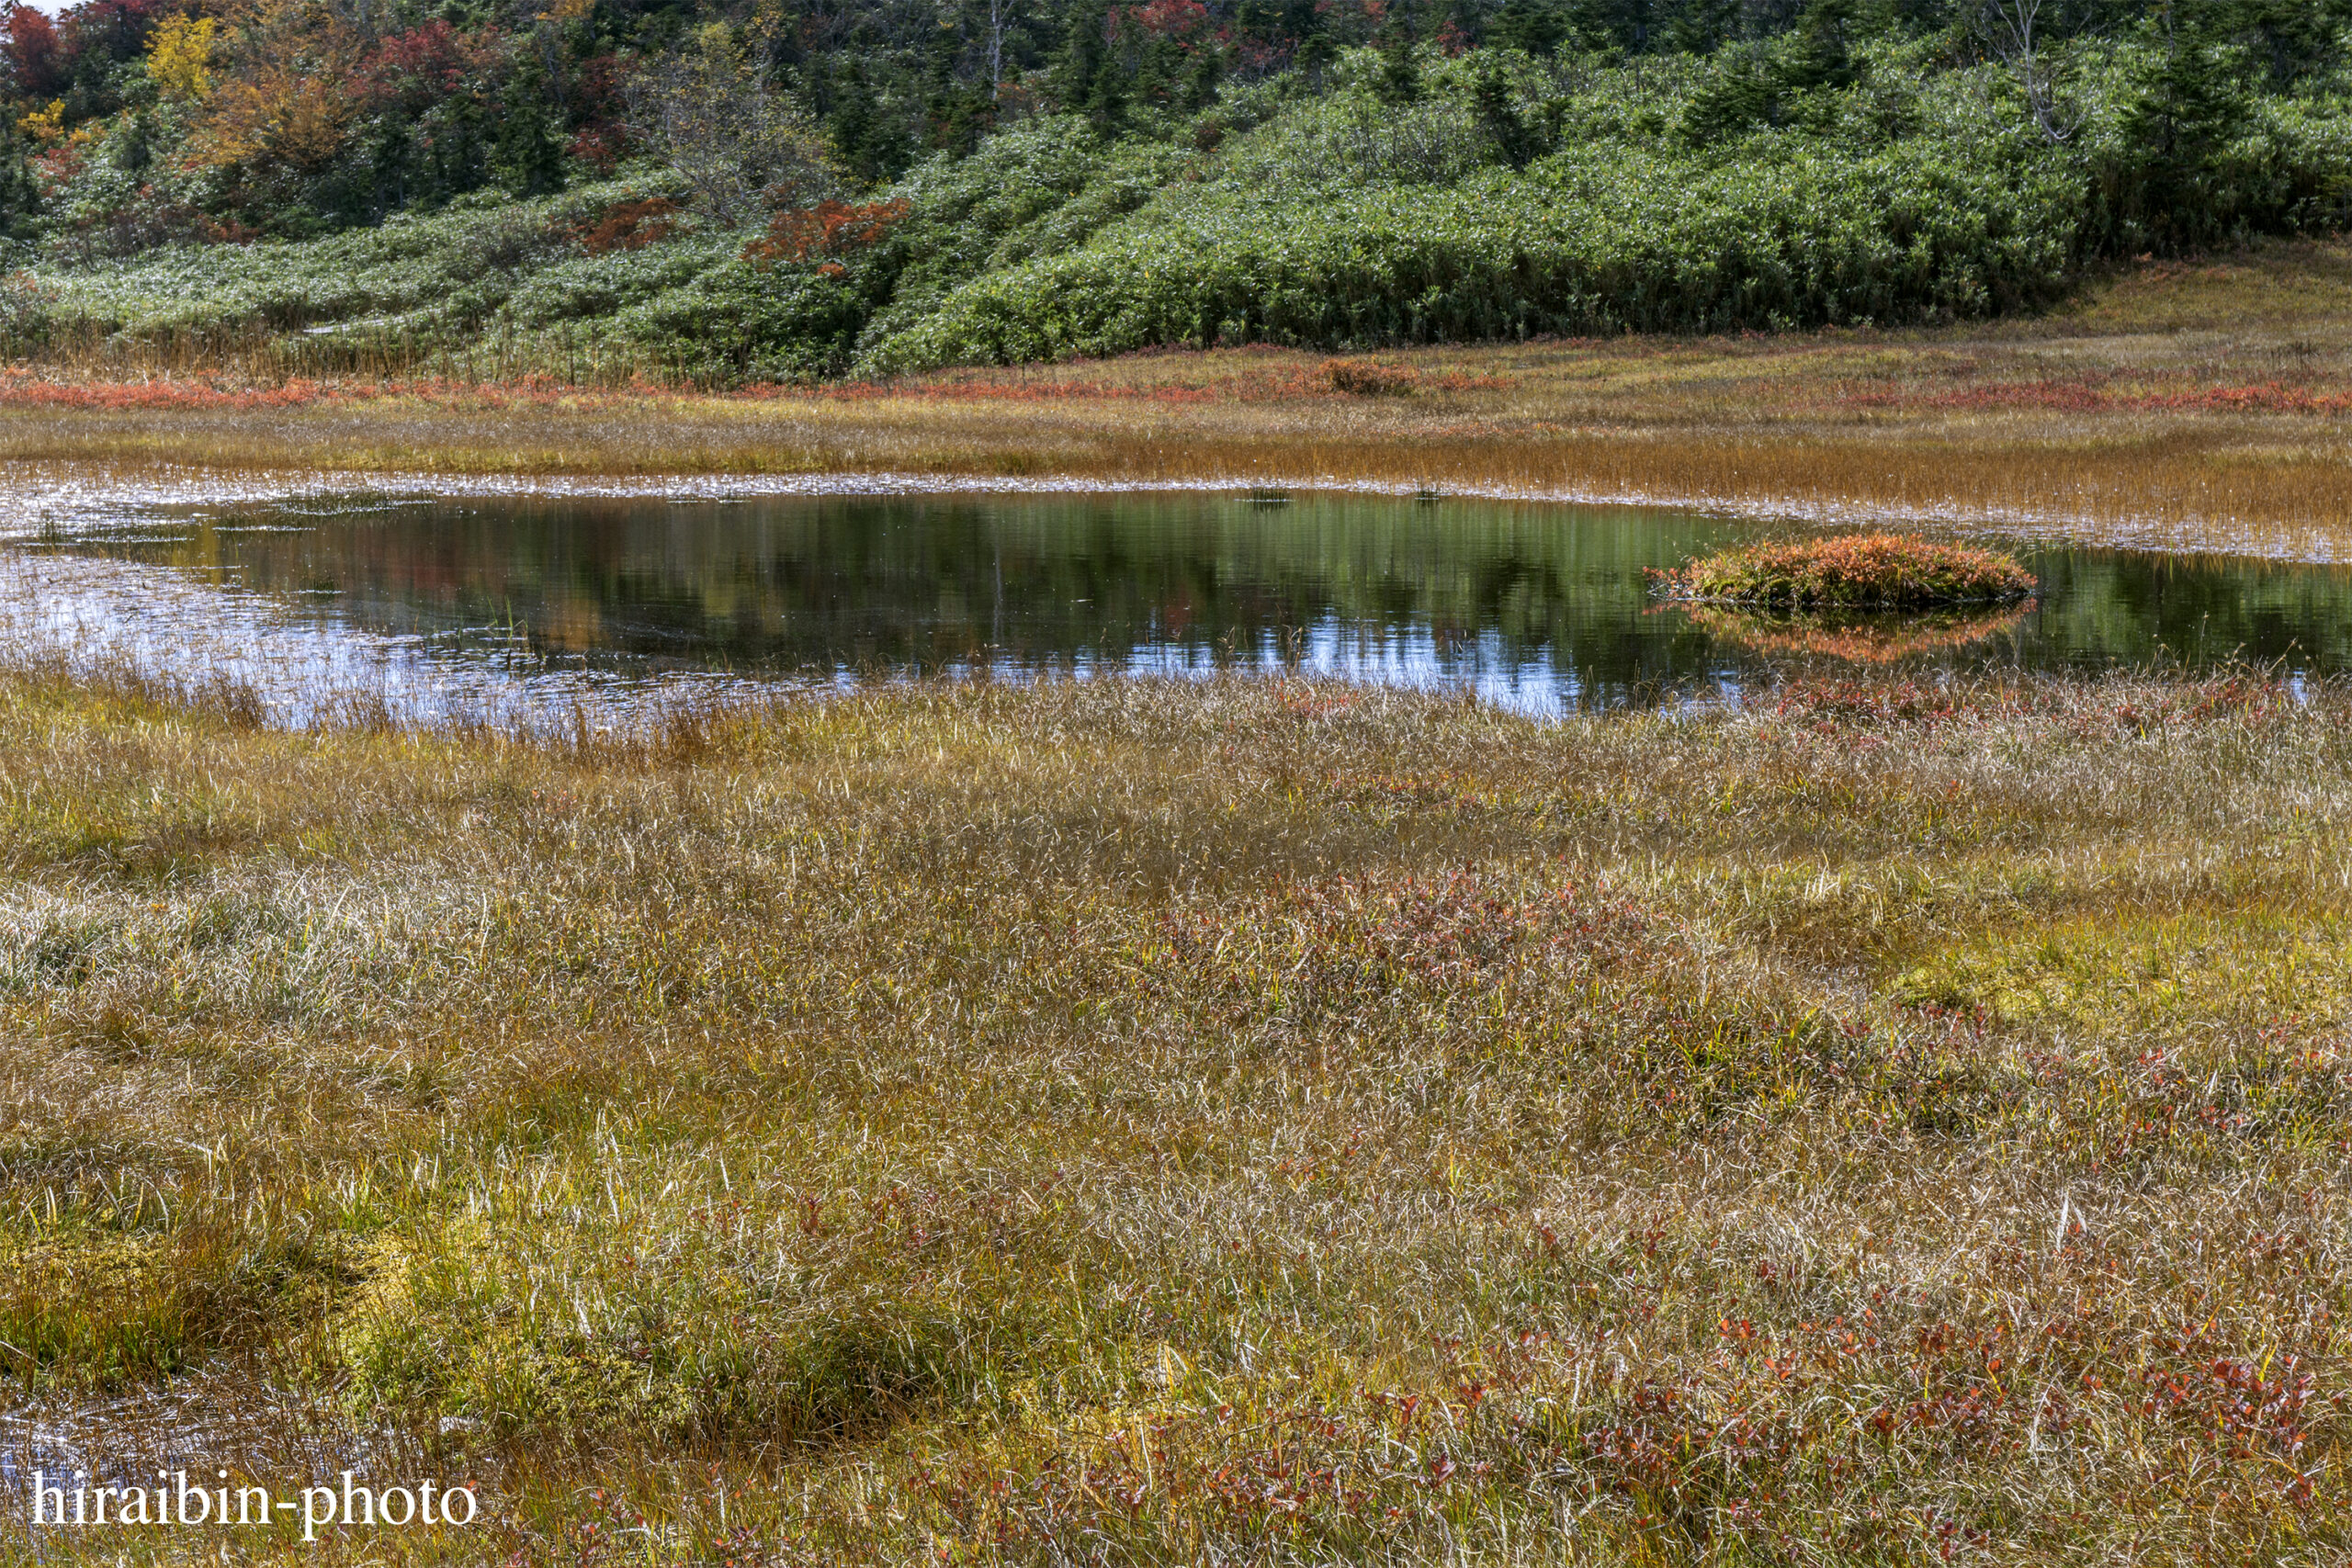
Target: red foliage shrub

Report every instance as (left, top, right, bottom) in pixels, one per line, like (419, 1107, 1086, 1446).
(58, 0, 160, 69)
(743, 198, 910, 268)
(1131, 0, 1210, 38)
(349, 21, 482, 113)
(566, 128, 622, 178)
(28, 141, 85, 192)
(573, 197, 677, 256)
(574, 54, 629, 122)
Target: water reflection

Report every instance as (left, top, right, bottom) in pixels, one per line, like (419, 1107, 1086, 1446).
(1679, 603, 2041, 665)
(20, 490, 2352, 718)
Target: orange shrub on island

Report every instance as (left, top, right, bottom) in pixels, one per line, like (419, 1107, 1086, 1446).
(1656, 533, 2037, 609)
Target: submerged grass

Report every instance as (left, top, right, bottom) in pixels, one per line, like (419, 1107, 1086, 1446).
(0, 660, 2348, 1562)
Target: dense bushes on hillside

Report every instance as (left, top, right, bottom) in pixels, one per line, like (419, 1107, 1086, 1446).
(862, 56, 2090, 369)
(3, 0, 2349, 379)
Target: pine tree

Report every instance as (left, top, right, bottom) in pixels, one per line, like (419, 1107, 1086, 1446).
(1053, 0, 1111, 114)
(1780, 0, 1858, 96)
(924, 17, 990, 153)
(1472, 52, 1535, 165)
(426, 93, 491, 202)
(1562, 0, 1645, 55)
(2115, 0, 2252, 250)
(829, 60, 876, 171)
(1184, 41, 1224, 112)
(1375, 0, 1421, 104)
(492, 59, 568, 197)
(0, 129, 40, 246)
(830, 61, 915, 182)
(1663, 0, 1739, 55)
(1295, 30, 1337, 84)
(110, 108, 153, 175)
(1088, 44, 1130, 130)
(1491, 0, 1565, 56)
(1445, 0, 1485, 49)
(368, 116, 415, 218)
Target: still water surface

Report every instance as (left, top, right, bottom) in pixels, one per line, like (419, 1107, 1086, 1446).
(20, 489, 2352, 716)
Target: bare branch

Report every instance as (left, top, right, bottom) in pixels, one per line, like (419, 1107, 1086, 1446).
(1983, 0, 2074, 144)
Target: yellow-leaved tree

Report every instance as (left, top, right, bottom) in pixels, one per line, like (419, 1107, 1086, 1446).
(146, 14, 218, 103)
(186, 0, 362, 174)
(16, 99, 64, 144)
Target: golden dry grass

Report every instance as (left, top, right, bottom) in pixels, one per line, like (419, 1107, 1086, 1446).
(7, 239, 2352, 558)
(5, 239, 2352, 1565)
(0, 661, 2349, 1563)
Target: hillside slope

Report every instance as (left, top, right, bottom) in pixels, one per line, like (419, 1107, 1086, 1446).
(4, 0, 2348, 383)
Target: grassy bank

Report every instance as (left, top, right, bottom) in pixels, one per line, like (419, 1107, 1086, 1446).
(2, 660, 2348, 1563)
(8, 239, 2352, 561)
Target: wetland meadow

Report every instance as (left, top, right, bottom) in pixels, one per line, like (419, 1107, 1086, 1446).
(3, 248, 2352, 1567)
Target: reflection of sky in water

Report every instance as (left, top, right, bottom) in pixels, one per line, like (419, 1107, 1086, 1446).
(0, 486, 1755, 721)
(11, 479, 2352, 727)
(0, 553, 786, 728)
(2, 547, 1736, 724)
(1119, 623, 1716, 715)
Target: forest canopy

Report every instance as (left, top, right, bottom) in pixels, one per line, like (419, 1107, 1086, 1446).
(2, 0, 2347, 379)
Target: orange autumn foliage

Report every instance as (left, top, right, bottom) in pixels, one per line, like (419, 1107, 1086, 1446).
(743, 197, 910, 270)
(573, 198, 680, 256)
(186, 0, 368, 172)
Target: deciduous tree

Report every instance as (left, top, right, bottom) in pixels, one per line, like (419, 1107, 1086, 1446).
(625, 21, 836, 223)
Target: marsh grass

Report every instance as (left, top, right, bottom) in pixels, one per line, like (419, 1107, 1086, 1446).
(0, 655, 2348, 1563)
(12, 239, 2352, 558)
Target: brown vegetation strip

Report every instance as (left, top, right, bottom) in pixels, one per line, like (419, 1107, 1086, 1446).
(11, 239, 2352, 559)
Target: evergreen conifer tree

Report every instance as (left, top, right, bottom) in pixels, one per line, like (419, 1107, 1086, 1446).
(1054, 1, 1111, 114)
(427, 93, 491, 201)
(2115, 0, 2252, 250)
(1492, 0, 1564, 56)
(1780, 0, 1857, 96)
(1472, 51, 1535, 164)
(1376, 0, 1421, 103)
(493, 59, 568, 197)
(0, 130, 40, 245)
(1664, 0, 1739, 54)
(831, 60, 915, 181)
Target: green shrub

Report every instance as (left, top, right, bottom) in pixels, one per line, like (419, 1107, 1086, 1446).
(15, 36, 2352, 382)
(859, 112, 2083, 370)
(29, 180, 667, 339)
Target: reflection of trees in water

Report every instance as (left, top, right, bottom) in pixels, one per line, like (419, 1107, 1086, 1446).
(63, 495, 2352, 696)
(1679, 603, 2036, 664)
(2021, 553, 2352, 670)
(107, 496, 1732, 693)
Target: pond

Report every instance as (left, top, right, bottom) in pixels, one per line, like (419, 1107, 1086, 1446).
(11, 487, 2352, 719)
